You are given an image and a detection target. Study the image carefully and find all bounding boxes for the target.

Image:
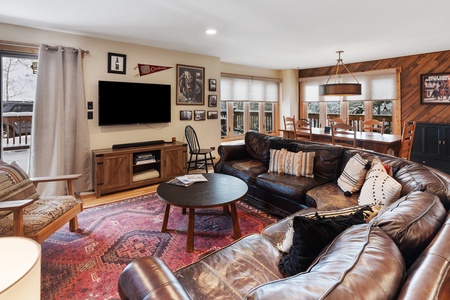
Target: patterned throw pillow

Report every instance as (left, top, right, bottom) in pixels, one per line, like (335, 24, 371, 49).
(338, 153, 370, 195)
(0, 161, 39, 202)
(359, 161, 402, 207)
(268, 148, 286, 173)
(282, 151, 315, 178)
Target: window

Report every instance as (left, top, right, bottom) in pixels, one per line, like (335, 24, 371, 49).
(300, 68, 400, 134)
(221, 75, 279, 138)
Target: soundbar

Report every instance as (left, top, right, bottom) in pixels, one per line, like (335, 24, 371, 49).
(112, 140, 165, 149)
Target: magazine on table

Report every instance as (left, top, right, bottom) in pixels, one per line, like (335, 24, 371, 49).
(176, 174, 208, 184)
(166, 178, 194, 187)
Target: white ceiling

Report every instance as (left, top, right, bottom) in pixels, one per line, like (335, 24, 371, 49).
(1, 0, 449, 70)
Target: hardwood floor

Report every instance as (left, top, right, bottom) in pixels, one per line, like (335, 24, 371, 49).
(81, 185, 159, 208)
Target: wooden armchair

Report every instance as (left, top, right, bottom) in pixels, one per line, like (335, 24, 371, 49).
(0, 161, 83, 243)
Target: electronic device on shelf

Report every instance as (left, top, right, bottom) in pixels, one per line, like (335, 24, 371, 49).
(98, 80, 171, 126)
(112, 140, 165, 149)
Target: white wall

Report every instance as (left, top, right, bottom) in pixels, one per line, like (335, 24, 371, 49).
(1, 22, 297, 159)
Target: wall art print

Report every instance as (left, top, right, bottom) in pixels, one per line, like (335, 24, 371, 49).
(421, 72, 450, 104)
(176, 64, 205, 105)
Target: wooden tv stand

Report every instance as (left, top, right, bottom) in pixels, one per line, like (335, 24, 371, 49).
(92, 142, 187, 197)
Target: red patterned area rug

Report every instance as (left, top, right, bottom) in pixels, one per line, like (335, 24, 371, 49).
(41, 193, 278, 300)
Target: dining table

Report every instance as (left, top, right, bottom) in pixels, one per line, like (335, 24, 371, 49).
(279, 128, 402, 156)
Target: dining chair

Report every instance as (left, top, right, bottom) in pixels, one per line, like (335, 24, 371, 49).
(331, 122, 357, 148)
(361, 118, 385, 134)
(329, 117, 347, 126)
(294, 118, 312, 141)
(185, 125, 215, 173)
(399, 121, 417, 160)
(283, 115, 295, 130)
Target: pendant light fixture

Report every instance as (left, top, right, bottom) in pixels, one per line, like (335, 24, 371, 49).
(319, 50, 361, 96)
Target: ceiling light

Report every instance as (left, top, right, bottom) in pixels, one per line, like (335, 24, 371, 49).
(319, 50, 361, 96)
(205, 29, 217, 35)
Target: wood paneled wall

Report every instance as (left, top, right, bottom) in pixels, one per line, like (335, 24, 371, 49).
(299, 50, 450, 124)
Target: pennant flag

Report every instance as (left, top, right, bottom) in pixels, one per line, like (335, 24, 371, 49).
(137, 64, 172, 76)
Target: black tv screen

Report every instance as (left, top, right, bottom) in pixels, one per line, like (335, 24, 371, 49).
(98, 81, 171, 126)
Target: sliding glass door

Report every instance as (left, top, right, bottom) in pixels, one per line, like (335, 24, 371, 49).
(1, 51, 38, 170)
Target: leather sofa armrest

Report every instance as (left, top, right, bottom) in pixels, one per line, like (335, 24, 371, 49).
(214, 144, 251, 172)
(118, 256, 191, 300)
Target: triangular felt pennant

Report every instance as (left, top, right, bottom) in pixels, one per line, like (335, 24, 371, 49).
(138, 64, 172, 76)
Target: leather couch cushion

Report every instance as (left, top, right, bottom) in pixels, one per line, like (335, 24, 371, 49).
(295, 143, 344, 182)
(370, 191, 447, 269)
(244, 131, 277, 167)
(395, 164, 450, 208)
(245, 224, 405, 299)
(255, 173, 328, 201)
(175, 234, 284, 300)
(219, 159, 267, 186)
(305, 182, 359, 209)
(398, 213, 450, 300)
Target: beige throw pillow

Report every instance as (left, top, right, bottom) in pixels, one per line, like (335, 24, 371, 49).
(282, 151, 315, 178)
(359, 161, 402, 207)
(338, 153, 369, 195)
(268, 148, 286, 173)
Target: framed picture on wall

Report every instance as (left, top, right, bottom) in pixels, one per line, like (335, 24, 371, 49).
(420, 72, 450, 104)
(107, 52, 126, 74)
(208, 95, 217, 107)
(194, 110, 206, 121)
(176, 64, 205, 105)
(207, 111, 218, 119)
(209, 79, 217, 91)
(180, 110, 192, 120)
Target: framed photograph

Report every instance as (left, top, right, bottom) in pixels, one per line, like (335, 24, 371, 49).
(420, 72, 450, 104)
(209, 79, 217, 91)
(180, 110, 192, 120)
(108, 52, 126, 74)
(207, 110, 218, 119)
(208, 95, 217, 107)
(194, 110, 206, 121)
(176, 64, 205, 105)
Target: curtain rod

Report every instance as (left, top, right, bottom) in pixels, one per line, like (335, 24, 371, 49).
(45, 45, 90, 55)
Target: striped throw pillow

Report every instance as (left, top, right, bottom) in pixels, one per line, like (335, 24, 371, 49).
(282, 151, 315, 177)
(338, 153, 369, 195)
(268, 148, 286, 173)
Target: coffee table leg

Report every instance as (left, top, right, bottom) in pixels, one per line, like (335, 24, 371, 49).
(186, 208, 195, 252)
(229, 203, 241, 239)
(161, 204, 171, 232)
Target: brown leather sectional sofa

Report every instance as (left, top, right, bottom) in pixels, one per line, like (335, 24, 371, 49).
(118, 132, 450, 299)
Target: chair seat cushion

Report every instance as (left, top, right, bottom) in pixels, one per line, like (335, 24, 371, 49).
(0, 195, 81, 236)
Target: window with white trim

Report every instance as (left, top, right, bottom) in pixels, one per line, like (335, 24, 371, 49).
(300, 68, 400, 134)
(221, 75, 279, 138)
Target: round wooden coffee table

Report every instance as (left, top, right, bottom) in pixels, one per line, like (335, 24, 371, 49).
(157, 173, 248, 252)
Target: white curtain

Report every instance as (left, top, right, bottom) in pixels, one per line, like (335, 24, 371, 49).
(29, 44, 92, 195)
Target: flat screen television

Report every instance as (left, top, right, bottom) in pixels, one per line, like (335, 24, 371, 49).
(98, 80, 171, 126)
